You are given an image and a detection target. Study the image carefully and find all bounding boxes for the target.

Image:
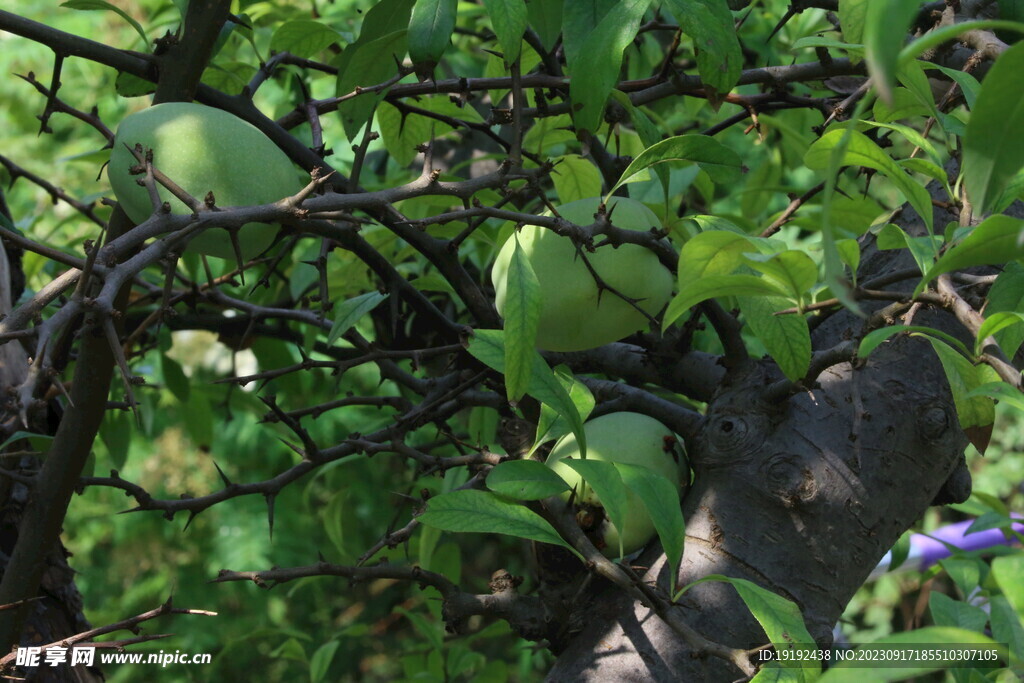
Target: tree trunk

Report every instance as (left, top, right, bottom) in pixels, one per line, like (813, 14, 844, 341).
(1, 212, 101, 682)
(548, 186, 991, 680)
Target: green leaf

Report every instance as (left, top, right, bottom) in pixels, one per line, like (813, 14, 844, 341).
(100, 410, 132, 470)
(481, 0, 527, 63)
(964, 41, 1024, 214)
(0, 430, 53, 453)
(899, 158, 947, 187)
(917, 215, 1024, 295)
(925, 64, 981, 109)
(857, 324, 972, 359)
(533, 366, 595, 449)
(817, 627, 1001, 682)
(664, 0, 742, 95)
(467, 330, 585, 456)
(309, 640, 340, 683)
(742, 250, 819, 303)
(862, 121, 941, 166)
(872, 87, 931, 123)
(680, 575, 817, 667)
(503, 235, 541, 402)
(568, 0, 653, 133)
(990, 595, 1024, 663)
(336, 30, 408, 141)
(562, 0, 617, 69)
(937, 557, 983, 599)
(966, 382, 1024, 413)
(418, 489, 581, 557)
(992, 554, 1024, 616)
(159, 353, 190, 403)
(986, 263, 1024, 357)
(838, 0, 868, 46)
(835, 238, 861, 277)
(749, 665, 804, 683)
(805, 129, 933, 233)
(928, 593, 988, 632)
(408, 0, 458, 69)
(739, 296, 812, 382)
(487, 460, 569, 500)
(999, 0, 1024, 22)
(896, 60, 939, 120)
(888, 531, 912, 572)
(922, 336, 997, 429)
(663, 275, 791, 330)
(609, 92, 669, 197)
(863, 0, 918, 104)
(612, 135, 743, 195)
(378, 96, 481, 166)
(875, 223, 940, 278)
(61, 0, 148, 46)
(327, 292, 388, 346)
(271, 20, 342, 59)
(115, 71, 154, 98)
(791, 36, 862, 53)
(182, 390, 214, 449)
(377, 101, 428, 167)
(563, 459, 630, 559)
(616, 462, 685, 593)
(677, 229, 757, 288)
(552, 155, 603, 205)
(525, 0, 562, 51)
(975, 311, 1024, 357)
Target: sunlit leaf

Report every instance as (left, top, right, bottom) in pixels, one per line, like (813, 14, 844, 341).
(418, 489, 581, 557)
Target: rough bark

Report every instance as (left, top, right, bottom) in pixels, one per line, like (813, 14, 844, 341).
(547, 188, 1001, 680)
(1, 211, 101, 682)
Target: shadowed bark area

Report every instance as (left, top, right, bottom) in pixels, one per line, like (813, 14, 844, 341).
(547, 192, 1002, 680)
(1, 216, 101, 682)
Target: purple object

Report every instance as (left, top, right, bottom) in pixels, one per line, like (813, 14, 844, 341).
(869, 517, 1024, 580)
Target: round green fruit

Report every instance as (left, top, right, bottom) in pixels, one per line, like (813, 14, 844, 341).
(108, 102, 303, 260)
(491, 197, 673, 352)
(546, 412, 685, 557)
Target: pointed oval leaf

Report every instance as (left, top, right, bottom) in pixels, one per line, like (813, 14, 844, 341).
(270, 20, 342, 59)
(328, 292, 388, 345)
(418, 489, 581, 557)
(917, 215, 1024, 294)
(677, 230, 757, 288)
(503, 235, 541, 402)
(616, 462, 685, 593)
(664, 0, 742, 95)
(567, 0, 653, 133)
(805, 129, 933, 232)
(612, 135, 743, 195)
(738, 296, 812, 383)
(562, 458, 630, 559)
(467, 330, 586, 456)
(487, 459, 569, 500)
(863, 0, 917, 104)
(481, 0, 527, 63)
(664, 274, 791, 330)
(408, 0, 458, 68)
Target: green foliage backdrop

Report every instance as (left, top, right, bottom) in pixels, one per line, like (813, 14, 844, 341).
(0, 0, 1022, 681)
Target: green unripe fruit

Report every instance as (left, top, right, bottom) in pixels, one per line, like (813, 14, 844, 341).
(546, 412, 685, 557)
(108, 102, 303, 260)
(491, 197, 673, 352)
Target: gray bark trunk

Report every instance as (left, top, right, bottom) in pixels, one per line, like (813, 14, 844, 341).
(548, 191, 993, 680)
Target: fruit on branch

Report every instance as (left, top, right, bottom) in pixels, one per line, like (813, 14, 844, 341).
(108, 102, 303, 260)
(491, 197, 673, 352)
(546, 412, 686, 557)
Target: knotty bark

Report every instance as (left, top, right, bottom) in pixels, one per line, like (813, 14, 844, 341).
(548, 186, 998, 681)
